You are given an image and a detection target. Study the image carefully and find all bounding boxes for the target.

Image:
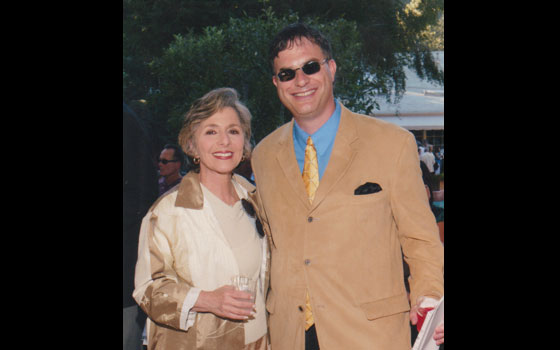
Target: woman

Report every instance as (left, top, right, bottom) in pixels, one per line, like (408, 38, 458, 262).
(134, 88, 268, 349)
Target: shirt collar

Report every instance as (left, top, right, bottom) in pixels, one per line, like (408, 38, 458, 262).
(293, 99, 341, 156)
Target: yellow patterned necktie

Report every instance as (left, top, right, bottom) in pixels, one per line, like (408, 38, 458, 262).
(302, 136, 318, 330)
(302, 136, 319, 203)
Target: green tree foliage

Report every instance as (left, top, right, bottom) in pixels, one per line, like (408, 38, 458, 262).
(267, 0, 444, 96)
(123, 0, 270, 102)
(421, 12, 444, 51)
(150, 12, 381, 144)
(123, 0, 444, 146)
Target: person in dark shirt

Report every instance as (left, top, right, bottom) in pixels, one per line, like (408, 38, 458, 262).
(157, 144, 185, 196)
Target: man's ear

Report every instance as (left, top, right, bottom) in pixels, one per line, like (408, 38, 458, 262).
(328, 59, 337, 82)
(272, 75, 278, 88)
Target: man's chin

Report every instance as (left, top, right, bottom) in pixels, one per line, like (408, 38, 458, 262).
(290, 104, 318, 119)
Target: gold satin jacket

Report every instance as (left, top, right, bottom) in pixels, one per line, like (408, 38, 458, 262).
(133, 171, 269, 349)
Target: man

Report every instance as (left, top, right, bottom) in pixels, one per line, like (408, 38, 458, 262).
(123, 102, 158, 350)
(157, 144, 184, 196)
(420, 145, 436, 175)
(251, 23, 444, 350)
(420, 145, 438, 190)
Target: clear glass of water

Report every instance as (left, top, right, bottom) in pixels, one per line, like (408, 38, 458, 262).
(231, 275, 256, 299)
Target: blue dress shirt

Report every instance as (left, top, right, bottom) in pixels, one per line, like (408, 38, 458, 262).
(293, 100, 341, 180)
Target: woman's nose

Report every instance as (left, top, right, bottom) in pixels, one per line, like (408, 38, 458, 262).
(218, 132, 230, 145)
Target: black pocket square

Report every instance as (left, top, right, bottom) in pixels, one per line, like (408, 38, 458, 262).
(354, 182, 382, 195)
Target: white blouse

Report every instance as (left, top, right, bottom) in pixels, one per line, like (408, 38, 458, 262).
(200, 180, 267, 344)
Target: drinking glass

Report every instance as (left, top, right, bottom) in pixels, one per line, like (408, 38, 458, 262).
(231, 275, 257, 299)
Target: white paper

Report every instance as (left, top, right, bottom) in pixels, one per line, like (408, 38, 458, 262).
(412, 296, 444, 350)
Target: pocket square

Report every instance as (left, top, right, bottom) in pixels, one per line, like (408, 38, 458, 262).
(354, 182, 382, 195)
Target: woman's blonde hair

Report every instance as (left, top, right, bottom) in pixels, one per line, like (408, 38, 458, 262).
(178, 88, 252, 168)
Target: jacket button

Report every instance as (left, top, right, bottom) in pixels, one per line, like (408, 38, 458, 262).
(304, 259, 311, 265)
(308, 217, 313, 222)
(298, 306, 304, 312)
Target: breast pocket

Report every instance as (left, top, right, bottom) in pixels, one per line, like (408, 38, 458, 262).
(345, 189, 393, 249)
(349, 191, 388, 205)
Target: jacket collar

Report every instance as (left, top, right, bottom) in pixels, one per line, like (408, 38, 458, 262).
(274, 103, 359, 210)
(174, 170, 256, 210)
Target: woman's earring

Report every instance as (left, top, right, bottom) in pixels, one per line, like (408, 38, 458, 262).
(240, 155, 246, 162)
(193, 157, 200, 165)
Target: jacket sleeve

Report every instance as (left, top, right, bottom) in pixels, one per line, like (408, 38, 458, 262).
(247, 187, 272, 297)
(391, 132, 444, 306)
(133, 207, 201, 331)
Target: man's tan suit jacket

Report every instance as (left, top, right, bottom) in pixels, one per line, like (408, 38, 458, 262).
(251, 104, 444, 350)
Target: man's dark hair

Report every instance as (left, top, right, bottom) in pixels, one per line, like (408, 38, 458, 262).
(268, 22, 333, 72)
(163, 144, 185, 167)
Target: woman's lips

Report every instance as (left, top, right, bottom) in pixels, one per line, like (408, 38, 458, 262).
(213, 152, 233, 159)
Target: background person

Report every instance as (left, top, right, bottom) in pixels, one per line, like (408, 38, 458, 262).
(134, 88, 268, 349)
(420, 146, 436, 175)
(157, 144, 185, 196)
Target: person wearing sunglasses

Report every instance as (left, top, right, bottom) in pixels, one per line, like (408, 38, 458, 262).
(251, 23, 444, 350)
(157, 144, 185, 196)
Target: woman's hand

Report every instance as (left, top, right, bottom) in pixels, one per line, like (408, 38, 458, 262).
(193, 285, 255, 320)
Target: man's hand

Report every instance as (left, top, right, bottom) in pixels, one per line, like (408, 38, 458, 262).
(409, 302, 420, 325)
(433, 322, 444, 345)
(410, 300, 434, 331)
(410, 297, 444, 345)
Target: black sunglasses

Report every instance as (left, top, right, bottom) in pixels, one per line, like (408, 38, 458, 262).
(241, 199, 264, 238)
(158, 158, 180, 165)
(276, 58, 329, 82)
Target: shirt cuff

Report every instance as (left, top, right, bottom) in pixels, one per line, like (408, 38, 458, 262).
(419, 297, 439, 309)
(179, 287, 201, 330)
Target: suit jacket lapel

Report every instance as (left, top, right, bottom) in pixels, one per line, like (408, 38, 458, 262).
(311, 105, 359, 209)
(275, 119, 312, 208)
(274, 106, 359, 210)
